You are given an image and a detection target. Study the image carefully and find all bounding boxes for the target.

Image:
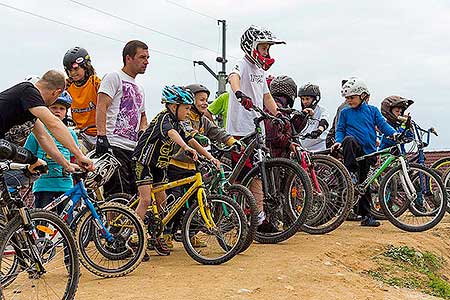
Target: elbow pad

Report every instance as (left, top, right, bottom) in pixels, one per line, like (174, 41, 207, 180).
(318, 119, 329, 130)
(0, 139, 38, 164)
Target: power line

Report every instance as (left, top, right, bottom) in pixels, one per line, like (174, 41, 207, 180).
(69, 0, 220, 55)
(0, 2, 192, 62)
(165, 0, 218, 21)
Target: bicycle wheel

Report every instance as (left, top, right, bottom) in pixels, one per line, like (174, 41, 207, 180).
(442, 168, 450, 212)
(105, 192, 135, 206)
(181, 194, 247, 265)
(242, 158, 313, 244)
(379, 163, 447, 232)
(74, 202, 146, 278)
(301, 154, 354, 234)
(224, 184, 258, 253)
(430, 156, 450, 177)
(0, 209, 79, 300)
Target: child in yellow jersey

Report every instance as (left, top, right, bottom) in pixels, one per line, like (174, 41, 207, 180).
(63, 47, 100, 151)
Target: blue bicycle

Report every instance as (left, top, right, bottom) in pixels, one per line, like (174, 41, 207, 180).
(41, 153, 147, 278)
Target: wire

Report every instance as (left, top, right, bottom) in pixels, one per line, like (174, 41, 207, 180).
(69, 0, 219, 55)
(0, 2, 192, 62)
(165, 0, 218, 21)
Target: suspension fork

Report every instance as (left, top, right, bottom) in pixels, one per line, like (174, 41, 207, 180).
(398, 157, 417, 200)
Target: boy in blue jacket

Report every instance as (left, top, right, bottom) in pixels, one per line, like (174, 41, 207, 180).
(332, 77, 397, 227)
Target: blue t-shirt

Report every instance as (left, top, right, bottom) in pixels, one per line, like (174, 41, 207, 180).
(24, 128, 78, 193)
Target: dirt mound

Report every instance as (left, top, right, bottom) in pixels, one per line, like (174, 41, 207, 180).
(76, 218, 450, 300)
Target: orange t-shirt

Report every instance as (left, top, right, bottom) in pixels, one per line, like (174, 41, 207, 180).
(67, 75, 101, 136)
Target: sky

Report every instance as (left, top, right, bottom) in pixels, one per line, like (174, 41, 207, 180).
(0, 0, 449, 149)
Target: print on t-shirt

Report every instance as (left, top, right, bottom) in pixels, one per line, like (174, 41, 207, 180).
(113, 81, 143, 142)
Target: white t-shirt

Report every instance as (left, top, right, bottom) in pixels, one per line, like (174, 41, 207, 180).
(226, 57, 269, 136)
(98, 70, 146, 151)
(299, 104, 330, 151)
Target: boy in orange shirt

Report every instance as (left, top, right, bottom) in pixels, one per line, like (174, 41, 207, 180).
(64, 47, 101, 152)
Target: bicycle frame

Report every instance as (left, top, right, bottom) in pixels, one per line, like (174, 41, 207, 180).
(119, 172, 215, 229)
(43, 174, 115, 242)
(357, 145, 417, 200)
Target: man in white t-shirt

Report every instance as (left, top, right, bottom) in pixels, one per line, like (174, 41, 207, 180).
(96, 40, 149, 196)
(227, 25, 285, 230)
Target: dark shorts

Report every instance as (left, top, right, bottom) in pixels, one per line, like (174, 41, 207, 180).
(135, 161, 168, 187)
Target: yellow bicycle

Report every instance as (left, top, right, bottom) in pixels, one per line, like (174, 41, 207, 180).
(109, 167, 248, 265)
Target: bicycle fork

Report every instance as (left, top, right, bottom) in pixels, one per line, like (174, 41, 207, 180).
(398, 157, 417, 200)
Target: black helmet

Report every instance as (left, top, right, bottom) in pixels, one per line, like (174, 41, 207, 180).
(269, 75, 297, 107)
(298, 83, 321, 109)
(63, 47, 91, 73)
(185, 84, 210, 97)
(381, 95, 414, 124)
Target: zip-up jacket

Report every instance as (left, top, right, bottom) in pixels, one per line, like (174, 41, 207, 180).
(336, 102, 396, 154)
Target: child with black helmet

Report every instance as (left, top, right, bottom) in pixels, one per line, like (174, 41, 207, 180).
(265, 75, 300, 158)
(297, 83, 330, 151)
(24, 91, 78, 213)
(379, 95, 414, 150)
(63, 47, 101, 151)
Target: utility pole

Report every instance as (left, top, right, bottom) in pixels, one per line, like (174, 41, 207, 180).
(193, 19, 228, 97)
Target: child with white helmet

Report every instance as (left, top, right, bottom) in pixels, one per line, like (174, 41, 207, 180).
(332, 77, 397, 227)
(227, 25, 286, 232)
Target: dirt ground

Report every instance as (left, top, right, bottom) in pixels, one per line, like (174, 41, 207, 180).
(76, 218, 450, 300)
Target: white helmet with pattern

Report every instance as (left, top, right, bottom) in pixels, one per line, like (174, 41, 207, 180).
(240, 25, 285, 70)
(341, 77, 370, 98)
(84, 151, 121, 190)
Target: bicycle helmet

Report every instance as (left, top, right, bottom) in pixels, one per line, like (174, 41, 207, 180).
(298, 83, 321, 109)
(84, 151, 121, 190)
(63, 47, 91, 73)
(240, 25, 285, 71)
(341, 77, 370, 98)
(185, 84, 210, 97)
(269, 75, 298, 107)
(53, 91, 73, 108)
(381, 95, 414, 124)
(161, 85, 194, 105)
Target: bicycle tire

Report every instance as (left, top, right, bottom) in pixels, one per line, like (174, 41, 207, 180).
(379, 163, 447, 232)
(430, 156, 450, 177)
(105, 193, 135, 206)
(224, 184, 258, 253)
(74, 202, 146, 278)
(0, 209, 80, 300)
(301, 154, 354, 234)
(441, 168, 450, 213)
(241, 157, 313, 244)
(181, 194, 247, 265)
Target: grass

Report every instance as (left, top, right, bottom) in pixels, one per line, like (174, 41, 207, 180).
(368, 245, 450, 299)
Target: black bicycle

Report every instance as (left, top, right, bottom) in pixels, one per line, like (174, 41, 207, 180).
(0, 161, 80, 300)
(213, 105, 313, 244)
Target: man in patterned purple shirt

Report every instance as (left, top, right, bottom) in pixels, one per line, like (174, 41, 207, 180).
(96, 40, 149, 196)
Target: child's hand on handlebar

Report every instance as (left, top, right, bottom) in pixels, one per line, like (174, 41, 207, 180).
(210, 157, 221, 170)
(28, 158, 48, 174)
(184, 146, 198, 161)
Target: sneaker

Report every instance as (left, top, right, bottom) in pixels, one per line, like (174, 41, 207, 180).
(350, 172, 359, 185)
(163, 234, 174, 249)
(142, 251, 150, 262)
(346, 210, 362, 222)
(257, 221, 279, 233)
(191, 235, 207, 248)
(360, 216, 381, 227)
(149, 237, 171, 256)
